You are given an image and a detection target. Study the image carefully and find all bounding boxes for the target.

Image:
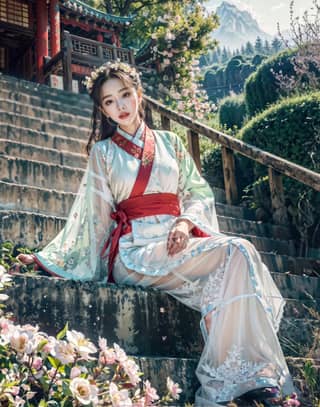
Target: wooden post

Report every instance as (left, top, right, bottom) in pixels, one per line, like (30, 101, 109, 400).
(62, 31, 72, 92)
(145, 105, 153, 128)
(160, 114, 171, 131)
(49, 0, 61, 57)
(187, 129, 201, 173)
(35, 0, 48, 82)
(268, 168, 288, 225)
(221, 146, 238, 205)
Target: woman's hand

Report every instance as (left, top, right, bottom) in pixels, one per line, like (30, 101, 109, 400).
(167, 219, 193, 256)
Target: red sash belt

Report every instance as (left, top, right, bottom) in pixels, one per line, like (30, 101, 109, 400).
(101, 192, 181, 283)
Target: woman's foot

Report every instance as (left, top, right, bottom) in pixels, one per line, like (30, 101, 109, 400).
(240, 386, 281, 404)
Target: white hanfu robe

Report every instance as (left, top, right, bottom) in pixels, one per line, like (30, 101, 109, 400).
(34, 121, 294, 405)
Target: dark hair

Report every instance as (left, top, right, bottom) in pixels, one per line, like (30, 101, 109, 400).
(86, 66, 145, 155)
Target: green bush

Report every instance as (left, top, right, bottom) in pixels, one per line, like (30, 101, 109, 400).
(239, 92, 320, 251)
(218, 95, 247, 129)
(244, 49, 296, 117)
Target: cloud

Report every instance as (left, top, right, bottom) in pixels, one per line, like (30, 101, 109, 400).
(271, 2, 286, 11)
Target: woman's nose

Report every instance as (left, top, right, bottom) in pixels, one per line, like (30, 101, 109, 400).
(116, 100, 126, 110)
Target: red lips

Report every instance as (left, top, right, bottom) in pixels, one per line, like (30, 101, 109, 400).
(119, 112, 130, 119)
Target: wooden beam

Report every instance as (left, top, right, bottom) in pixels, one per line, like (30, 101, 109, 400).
(221, 146, 238, 205)
(144, 96, 320, 192)
(268, 168, 288, 225)
(187, 129, 201, 173)
(160, 114, 171, 131)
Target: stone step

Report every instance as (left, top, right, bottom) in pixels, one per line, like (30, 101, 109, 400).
(260, 252, 320, 277)
(1, 87, 92, 118)
(215, 202, 256, 221)
(0, 181, 76, 217)
(0, 180, 250, 221)
(0, 210, 294, 251)
(5, 276, 320, 362)
(0, 156, 84, 193)
(0, 74, 92, 111)
(0, 111, 90, 140)
(0, 123, 88, 155)
(0, 98, 91, 128)
(136, 356, 314, 406)
(0, 139, 88, 169)
(218, 215, 291, 240)
(224, 231, 296, 257)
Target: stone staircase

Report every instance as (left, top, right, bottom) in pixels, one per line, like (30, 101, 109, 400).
(1, 73, 320, 405)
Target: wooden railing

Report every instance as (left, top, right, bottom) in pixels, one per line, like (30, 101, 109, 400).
(43, 31, 135, 91)
(144, 96, 320, 225)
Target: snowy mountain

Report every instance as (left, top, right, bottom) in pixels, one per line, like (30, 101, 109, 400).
(210, 1, 273, 50)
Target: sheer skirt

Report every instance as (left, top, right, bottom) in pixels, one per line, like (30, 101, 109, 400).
(112, 233, 294, 405)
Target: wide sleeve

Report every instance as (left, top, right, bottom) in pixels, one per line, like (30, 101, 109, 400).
(34, 142, 115, 281)
(173, 133, 219, 235)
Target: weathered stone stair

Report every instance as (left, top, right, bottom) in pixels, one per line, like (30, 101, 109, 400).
(1, 73, 320, 405)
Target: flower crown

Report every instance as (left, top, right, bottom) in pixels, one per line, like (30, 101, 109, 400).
(84, 60, 141, 94)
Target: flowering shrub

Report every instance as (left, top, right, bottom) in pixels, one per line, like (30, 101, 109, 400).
(0, 265, 182, 406)
(142, 3, 217, 120)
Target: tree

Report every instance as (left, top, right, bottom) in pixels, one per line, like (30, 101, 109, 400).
(264, 39, 271, 55)
(245, 41, 254, 55)
(271, 37, 282, 53)
(254, 36, 263, 54)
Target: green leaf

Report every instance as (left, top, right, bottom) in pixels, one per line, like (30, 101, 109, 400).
(57, 322, 69, 340)
(47, 355, 60, 369)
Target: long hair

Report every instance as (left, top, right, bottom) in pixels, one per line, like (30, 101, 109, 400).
(86, 66, 145, 156)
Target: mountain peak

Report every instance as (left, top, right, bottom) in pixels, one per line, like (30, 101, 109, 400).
(210, 1, 272, 50)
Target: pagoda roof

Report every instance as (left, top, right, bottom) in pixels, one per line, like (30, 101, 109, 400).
(60, 0, 133, 25)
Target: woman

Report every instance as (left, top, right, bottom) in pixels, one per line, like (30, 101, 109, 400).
(18, 61, 294, 406)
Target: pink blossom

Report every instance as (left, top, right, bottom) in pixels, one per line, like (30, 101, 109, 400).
(114, 343, 128, 364)
(144, 380, 159, 404)
(98, 337, 107, 351)
(99, 348, 117, 365)
(166, 377, 182, 400)
(283, 393, 300, 407)
(122, 358, 141, 386)
(109, 382, 132, 407)
(32, 357, 43, 370)
(70, 366, 82, 379)
(52, 340, 75, 364)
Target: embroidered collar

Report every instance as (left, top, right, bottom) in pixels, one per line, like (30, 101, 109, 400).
(116, 121, 145, 147)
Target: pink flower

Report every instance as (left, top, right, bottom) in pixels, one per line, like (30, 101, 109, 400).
(122, 359, 141, 386)
(166, 377, 182, 400)
(52, 340, 75, 364)
(109, 382, 132, 407)
(114, 343, 128, 364)
(283, 393, 300, 407)
(144, 380, 159, 404)
(32, 357, 43, 370)
(70, 366, 82, 379)
(66, 330, 97, 360)
(99, 348, 117, 365)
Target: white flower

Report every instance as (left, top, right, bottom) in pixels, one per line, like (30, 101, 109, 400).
(70, 377, 98, 406)
(109, 382, 132, 407)
(67, 330, 97, 360)
(52, 340, 75, 364)
(0, 294, 8, 301)
(114, 343, 127, 364)
(0, 265, 12, 288)
(166, 377, 182, 400)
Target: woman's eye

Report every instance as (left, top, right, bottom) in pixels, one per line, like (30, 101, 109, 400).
(123, 91, 131, 97)
(104, 100, 113, 106)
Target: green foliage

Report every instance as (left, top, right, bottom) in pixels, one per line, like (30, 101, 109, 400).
(244, 49, 296, 117)
(203, 55, 258, 102)
(239, 92, 320, 251)
(218, 94, 247, 129)
(0, 241, 34, 273)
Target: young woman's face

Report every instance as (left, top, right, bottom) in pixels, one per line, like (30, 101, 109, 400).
(100, 77, 142, 134)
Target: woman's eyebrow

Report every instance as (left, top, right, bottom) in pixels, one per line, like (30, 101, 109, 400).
(102, 87, 129, 100)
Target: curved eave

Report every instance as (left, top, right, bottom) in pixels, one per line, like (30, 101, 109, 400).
(60, 0, 134, 25)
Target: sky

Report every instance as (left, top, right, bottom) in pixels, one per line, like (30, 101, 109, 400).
(205, 0, 317, 35)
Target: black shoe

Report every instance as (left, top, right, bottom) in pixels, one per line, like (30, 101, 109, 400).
(240, 386, 281, 403)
